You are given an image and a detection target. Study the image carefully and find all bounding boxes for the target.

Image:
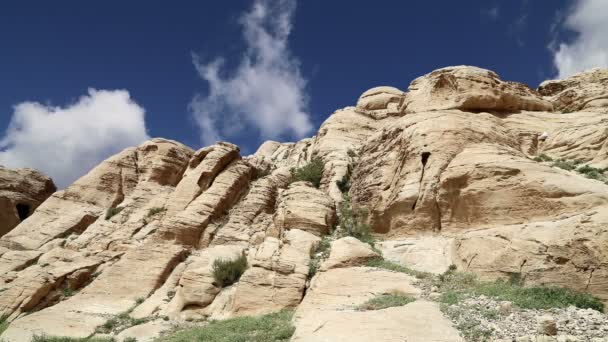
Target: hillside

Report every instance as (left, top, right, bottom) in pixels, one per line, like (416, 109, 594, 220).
(1, 66, 608, 342)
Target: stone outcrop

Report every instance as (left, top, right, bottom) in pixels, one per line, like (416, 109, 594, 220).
(539, 68, 608, 113)
(0, 167, 56, 237)
(404, 66, 553, 113)
(2, 66, 608, 341)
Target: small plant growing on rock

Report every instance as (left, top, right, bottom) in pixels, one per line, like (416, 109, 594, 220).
(533, 154, 553, 162)
(212, 255, 248, 288)
(576, 164, 606, 181)
(308, 236, 332, 278)
(147, 207, 166, 217)
(551, 159, 576, 171)
(290, 157, 324, 188)
(358, 293, 415, 311)
(0, 314, 9, 336)
(104, 207, 124, 220)
(62, 288, 75, 297)
(338, 196, 373, 245)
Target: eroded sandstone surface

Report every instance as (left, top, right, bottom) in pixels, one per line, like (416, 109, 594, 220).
(1, 66, 608, 341)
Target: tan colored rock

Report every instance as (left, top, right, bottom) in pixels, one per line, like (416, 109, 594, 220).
(404, 66, 552, 113)
(166, 245, 244, 320)
(311, 107, 389, 202)
(378, 236, 455, 274)
(537, 315, 558, 336)
(229, 229, 319, 317)
(1, 242, 185, 341)
(538, 68, 608, 113)
(292, 301, 464, 342)
(454, 207, 608, 303)
(116, 319, 172, 342)
(274, 182, 336, 236)
(291, 267, 460, 342)
(320, 237, 379, 271)
(0, 166, 55, 237)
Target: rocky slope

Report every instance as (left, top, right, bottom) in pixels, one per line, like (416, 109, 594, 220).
(1, 66, 608, 341)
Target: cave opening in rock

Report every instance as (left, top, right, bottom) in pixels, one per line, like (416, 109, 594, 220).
(421, 151, 431, 166)
(16, 203, 30, 221)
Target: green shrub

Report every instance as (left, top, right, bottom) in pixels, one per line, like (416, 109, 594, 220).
(0, 314, 9, 336)
(212, 255, 248, 288)
(338, 196, 373, 245)
(551, 159, 576, 171)
(159, 310, 295, 342)
(576, 164, 606, 180)
(438, 271, 604, 311)
(290, 157, 324, 188)
(473, 280, 604, 311)
(533, 154, 553, 162)
(32, 336, 116, 342)
(366, 258, 432, 280)
(104, 207, 124, 220)
(308, 236, 332, 278)
(62, 288, 75, 297)
(358, 293, 415, 310)
(147, 207, 166, 217)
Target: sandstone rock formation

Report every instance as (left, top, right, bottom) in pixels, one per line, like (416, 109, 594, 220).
(0, 167, 56, 237)
(2, 66, 608, 341)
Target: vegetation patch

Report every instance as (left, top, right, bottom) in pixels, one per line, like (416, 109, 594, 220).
(308, 236, 332, 278)
(338, 195, 374, 245)
(212, 255, 248, 288)
(366, 258, 433, 280)
(0, 314, 9, 336)
(533, 153, 553, 162)
(147, 207, 166, 217)
(290, 157, 324, 188)
(551, 159, 577, 171)
(358, 293, 415, 311)
(104, 207, 124, 220)
(437, 270, 604, 312)
(32, 336, 115, 342)
(95, 302, 150, 335)
(159, 310, 295, 342)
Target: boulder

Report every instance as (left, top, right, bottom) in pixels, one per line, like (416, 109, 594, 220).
(320, 237, 379, 271)
(0, 167, 56, 237)
(274, 182, 336, 236)
(538, 68, 608, 113)
(404, 66, 553, 113)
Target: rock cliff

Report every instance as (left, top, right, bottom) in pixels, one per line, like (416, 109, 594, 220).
(1, 66, 608, 342)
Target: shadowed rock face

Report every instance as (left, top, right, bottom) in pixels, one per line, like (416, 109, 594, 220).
(0, 167, 56, 237)
(2, 66, 608, 341)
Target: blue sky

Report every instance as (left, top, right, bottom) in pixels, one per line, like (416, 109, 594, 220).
(1, 0, 607, 187)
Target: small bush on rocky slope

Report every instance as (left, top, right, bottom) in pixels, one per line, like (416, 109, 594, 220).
(358, 293, 415, 311)
(159, 310, 295, 342)
(104, 207, 124, 220)
(338, 195, 374, 245)
(31, 336, 116, 342)
(212, 255, 248, 288)
(308, 236, 332, 278)
(366, 258, 433, 280)
(290, 157, 324, 188)
(533, 154, 553, 162)
(0, 314, 9, 336)
(438, 270, 604, 312)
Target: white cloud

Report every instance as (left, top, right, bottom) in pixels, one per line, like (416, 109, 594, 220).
(0, 89, 149, 188)
(190, 0, 313, 146)
(553, 0, 608, 78)
(481, 5, 500, 20)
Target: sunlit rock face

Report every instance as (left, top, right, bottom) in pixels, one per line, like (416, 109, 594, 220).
(2, 66, 608, 341)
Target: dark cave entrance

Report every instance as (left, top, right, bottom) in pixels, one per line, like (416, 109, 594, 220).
(16, 203, 30, 221)
(421, 151, 431, 166)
